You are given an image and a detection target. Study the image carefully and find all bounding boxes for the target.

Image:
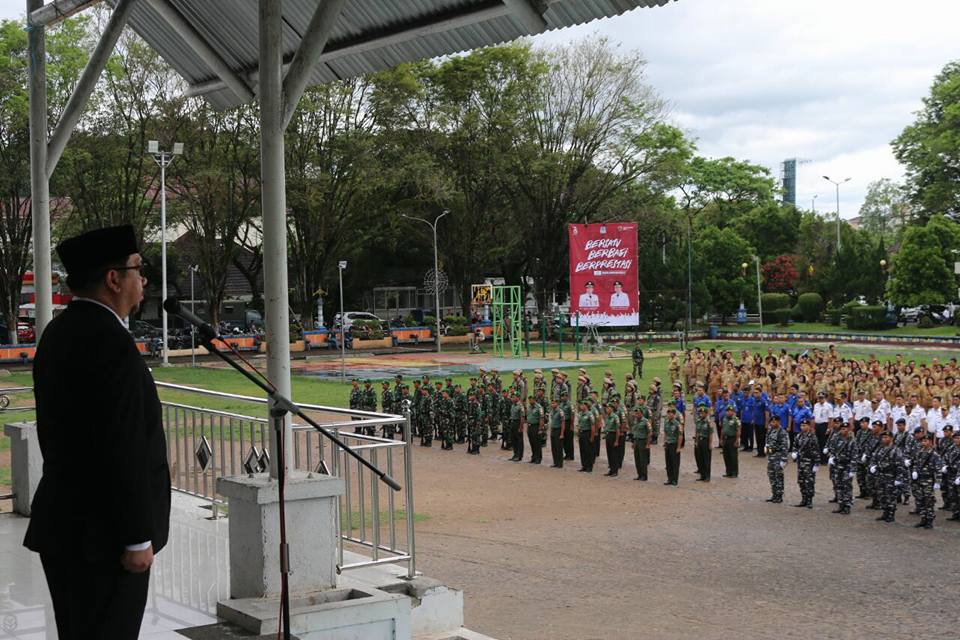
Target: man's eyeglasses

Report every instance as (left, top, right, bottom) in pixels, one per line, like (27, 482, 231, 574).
(112, 261, 149, 276)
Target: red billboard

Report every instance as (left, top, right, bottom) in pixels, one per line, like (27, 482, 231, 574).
(568, 223, 638, 326)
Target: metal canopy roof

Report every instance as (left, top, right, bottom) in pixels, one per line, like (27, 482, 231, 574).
(110, 0, 672, 110)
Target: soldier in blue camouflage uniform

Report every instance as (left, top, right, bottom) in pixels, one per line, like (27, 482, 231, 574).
(907, 427, 926, 515)
(944, 430, 960, 521)
(892, 418, 915, 504)
(937, 425, 956, 512)
(829, 421, 858, 514)
(466, 391, 482, 454)
(825, 417, 842, 503)
(912, 433, 942, 529)
(870, 431, 903, 522)
(791, 419, 819, 508)
(854, 416, 875, 498)
(864, 421, 886, 510)
(765, 415, 789, 503)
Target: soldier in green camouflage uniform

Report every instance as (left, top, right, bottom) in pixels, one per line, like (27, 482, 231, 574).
(419, 386, 434, 447)
(466, 391, 482, 454)
(720, 405, 741, 478)
(662, 407, 683, 485)
(913, 433, 942, 529)
(499, 388, 512, 449)
(631, 395, 652, 481)
(829, 421, 858, 514)
(694, 405, 712, 482)
(535, 387, 549, 447)
(361, 380, 377, 435)
(792, 419, 819, 508)
(548, 399, 566, 468)
(380, 381, 395, 438)
(525, 395, 544, 464)
(561, 391, 575, 460)
(647, 382, 661, 445)
(632, 342, 644, 379)
(453, 383, 467, 443)
(349, 379, 363, 433)
(508, 394, 524, 461)
(533, 369, 547, 403)
(410, 380, 422, 437)
(437, 389, 455, 450)
(765, 415, 789, 503)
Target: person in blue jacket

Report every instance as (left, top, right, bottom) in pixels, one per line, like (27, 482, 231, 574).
(741, 386, 769, 455)
(789, 394, 814, 449)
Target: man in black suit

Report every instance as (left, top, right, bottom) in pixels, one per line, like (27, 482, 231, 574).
(24, 225, 170, 639)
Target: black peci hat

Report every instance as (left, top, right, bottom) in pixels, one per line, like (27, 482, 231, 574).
(57, 224, 139, 288)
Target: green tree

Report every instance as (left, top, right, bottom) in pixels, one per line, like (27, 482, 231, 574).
(857, 178, 911, 241)
(693, 226, 754, 323)
(0, 17, 90, 343)
(887, 225, 954, 306)
(892, 60, 960, 219)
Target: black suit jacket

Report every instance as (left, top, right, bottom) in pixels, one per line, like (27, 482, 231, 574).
(24, 300, 171, 563)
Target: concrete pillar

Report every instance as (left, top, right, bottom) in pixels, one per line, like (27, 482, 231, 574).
(217, 471, 344, 598)
(4, 422, 42, 516)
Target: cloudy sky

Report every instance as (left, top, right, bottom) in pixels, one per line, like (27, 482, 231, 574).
(4, 0, 957, 218)
(534, 0, 960, 218)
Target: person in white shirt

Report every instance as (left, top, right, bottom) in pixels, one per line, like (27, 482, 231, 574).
(832, 392, 854, 426)
(578, 282, 599, 309)
(873, 391, 891, 417)
(852, 390, 872, 423)
(812, 393, 833, 462)
(907, 396, 926, 432)
(888, 395, 907, 428)
(925, 397, 945, 438)
(949, 394, 960, 426)
(609, 281, 630, 309)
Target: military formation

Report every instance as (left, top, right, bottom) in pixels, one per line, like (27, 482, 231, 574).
(347, 345, 960, 530)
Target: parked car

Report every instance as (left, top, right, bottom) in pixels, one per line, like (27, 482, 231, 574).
(17, 322, 35, 343)
(899, 304, 955, 325)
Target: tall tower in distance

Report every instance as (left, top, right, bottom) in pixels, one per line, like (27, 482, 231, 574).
(779, 157, 811, 207)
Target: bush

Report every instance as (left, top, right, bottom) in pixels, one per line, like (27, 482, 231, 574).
(761, 293, 791, 323)
(918, 315, 935, 329)
(790, 304, 803, 321)
(423, 315, 437, 328)
(761, 293, 791, 310)
(288, 322, 303, 342)
(845, 306, 886, 330)
(352, 319, 385, 340)
(770, 308, 792, 326)
(797, 293, 824, 322)
(825, 307, 842, 326)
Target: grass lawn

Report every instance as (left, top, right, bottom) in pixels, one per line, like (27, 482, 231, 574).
(718, 321, 958, 337)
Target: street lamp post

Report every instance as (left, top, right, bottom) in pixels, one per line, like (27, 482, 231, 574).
(754, 255, 763, 342)
(401, 211, 448, 353)
(338, 260, 347, 381)
(811, 194, 818, 214)
(148, 140, 183, 366)
(188, 264, 198, 367)
(822, 176, 850, 251)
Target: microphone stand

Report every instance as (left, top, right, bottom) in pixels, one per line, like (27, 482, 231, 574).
(195, 333, 401, 640)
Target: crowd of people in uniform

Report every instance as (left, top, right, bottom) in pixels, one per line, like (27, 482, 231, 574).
(348, 344, 960, 530)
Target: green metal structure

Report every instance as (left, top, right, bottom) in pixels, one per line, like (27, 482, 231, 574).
(491, 285, 522, 357)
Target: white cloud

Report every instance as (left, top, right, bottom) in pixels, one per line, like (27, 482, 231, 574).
(534, 0, 959, 216)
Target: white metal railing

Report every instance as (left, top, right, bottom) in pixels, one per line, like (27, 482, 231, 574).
(156, 381, 415, 577)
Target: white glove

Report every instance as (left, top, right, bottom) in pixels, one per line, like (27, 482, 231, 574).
(780, 461, 787, 469)
(942, 465, 948, 473)
(861, 454, 867, 462)
(894, 481, 902, 486)
(869, 465, 877, 474)
(828, 456, 835, 466)
(912, 471, 918, 480)
(812, 465, 819, 473)
(934, 483, 941, 491)
(904, 459, 911, 468)
(954, 477, 960, 486)
(822, 447, 829, 454)
(847, 471, 855, 479)
(791, 452, 798, 460)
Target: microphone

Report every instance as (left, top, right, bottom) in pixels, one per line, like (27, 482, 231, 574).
(163, 297, 220, 341)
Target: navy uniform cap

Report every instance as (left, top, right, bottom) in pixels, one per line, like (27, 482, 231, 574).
(895, 418, 906, 424)
(913, 427, 923, 434)
(56, 224, 139, 280)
